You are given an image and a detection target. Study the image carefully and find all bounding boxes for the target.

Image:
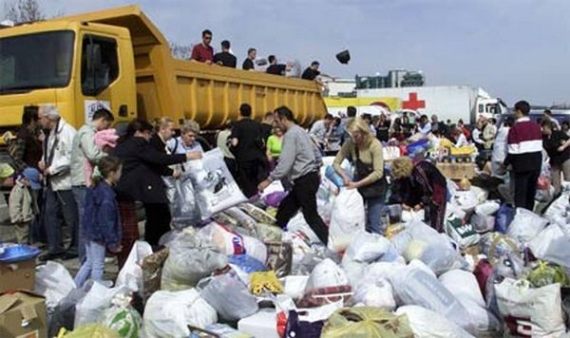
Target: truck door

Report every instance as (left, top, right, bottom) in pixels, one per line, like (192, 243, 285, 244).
(75, 31, 136, 126)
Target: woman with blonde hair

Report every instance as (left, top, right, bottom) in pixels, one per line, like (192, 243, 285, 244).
(167, 120, 204, 155)
(333, 117, 387, 233)
(391, 156, 447, 232)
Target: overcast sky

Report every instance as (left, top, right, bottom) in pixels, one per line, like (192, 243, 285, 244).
(3, 0, 569, 106)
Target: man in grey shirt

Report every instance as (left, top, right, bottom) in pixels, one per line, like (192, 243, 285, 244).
(309, 113, 334, 151)
(258, 106, 328, 245)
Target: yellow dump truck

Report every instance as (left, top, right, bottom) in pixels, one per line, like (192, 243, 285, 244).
(0, 5, 326, 133)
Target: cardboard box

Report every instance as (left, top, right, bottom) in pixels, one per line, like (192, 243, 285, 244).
(0, 258, 36, 293)
(0, 291, 47, 338)
(436, 162, 476, 180)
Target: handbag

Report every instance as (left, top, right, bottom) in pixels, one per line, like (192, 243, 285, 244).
(354, 146, 386, 199)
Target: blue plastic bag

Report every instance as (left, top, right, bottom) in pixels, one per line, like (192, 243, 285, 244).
(407, 139, 430, 155)
(325, 166, 344, 188)
(228, 254, 266, 273)
(494, 204, 514, 233)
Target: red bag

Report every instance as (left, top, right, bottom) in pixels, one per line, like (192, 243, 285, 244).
(473, 258, 494, 299)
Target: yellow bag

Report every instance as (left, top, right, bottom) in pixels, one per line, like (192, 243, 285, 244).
(58, 325, 120, 338)
(321, 307, 414, 338)
(450, 145, 476, 156)
(250, 271, 284, 295)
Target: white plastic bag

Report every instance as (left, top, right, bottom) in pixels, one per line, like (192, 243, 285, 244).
(453, 190, 478, 211)
(282, 276, 309, 299)
(401, 220, 464, 275)
(161, 230, 228, 291)
(74, 282, 129, 327)
(286, 213, 322, 245)
(100, 294, 142, 338)
(197, 222, 246, 255)
(243, 235, 267, 264)
(543, 188, 570, 222)
(507, 208, 549, 243)
(388, 266, 474, 333)
(528, 223, 570, 268)
(164, 174, 201, 228)
(474, 200, 501, 216)
(439, 270, 485, 307)
(305, 258, 349, 290)
(396, 305, 475, 338)
(143, 289, 217, 338)
(495, 278, 565, 337)
(344, 231, 393, 263)
(352, 277, 396, 310)
(190, 148, 247, 219)
(200, 273, 259, 321)
(328, 189, 365, 252)
(35, 261, 75, 311)
(115, 241, 153, 293)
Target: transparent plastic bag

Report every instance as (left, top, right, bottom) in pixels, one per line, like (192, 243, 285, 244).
(164, 174, 201, 228)
(199, 273, 259, 321)
(161, 231, 228, 291)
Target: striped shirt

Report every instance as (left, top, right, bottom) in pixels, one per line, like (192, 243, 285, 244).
(506, 117, 542, 173)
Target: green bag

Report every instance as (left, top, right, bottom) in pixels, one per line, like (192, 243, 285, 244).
(101, 296, 142, 338)
(527, 261, 570, 288)
(321, 307, 414, 338)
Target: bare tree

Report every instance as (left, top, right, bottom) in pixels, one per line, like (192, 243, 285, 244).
(3, 0, 45, 23)
(170, 42, 192, 60)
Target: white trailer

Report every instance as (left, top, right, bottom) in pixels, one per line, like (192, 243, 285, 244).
(357, 85, 507, 125)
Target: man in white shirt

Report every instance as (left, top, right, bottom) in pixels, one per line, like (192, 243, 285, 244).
(38, 105, 79, 261)
(418, 115, 432, 135)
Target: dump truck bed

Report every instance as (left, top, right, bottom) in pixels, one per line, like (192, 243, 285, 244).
(61, 5, 326, 128)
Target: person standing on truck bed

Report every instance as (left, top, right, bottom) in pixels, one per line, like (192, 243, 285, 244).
(213, 40, 237, 68)
(301, 61, 321, 80)
(70, 108, 115, 263)
(266, 55, 290, 75)
(242, 48, 256, 70)
(37, 105, 80, 261)
(191, 29, 214, 64)
(230, 103, 268, 198)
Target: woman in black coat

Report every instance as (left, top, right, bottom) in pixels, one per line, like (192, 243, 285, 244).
(113, 118, 193, 250)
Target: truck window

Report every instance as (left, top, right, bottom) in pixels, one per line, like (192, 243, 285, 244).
(478, 104, 484, 113)
(0, 31, 74, 94)
(81, 35, 119, 96)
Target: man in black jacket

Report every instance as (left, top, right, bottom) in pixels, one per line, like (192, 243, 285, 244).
(113, 118, 197, 246)
(230, 103, 267, 197)
(213, 40, 237, 68)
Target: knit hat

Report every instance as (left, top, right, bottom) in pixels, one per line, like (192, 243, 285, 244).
(0, 163, 14, 179)
(21, 167, 41, 190)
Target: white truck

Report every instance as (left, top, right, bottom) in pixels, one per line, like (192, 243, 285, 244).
(356, 85, 508, 125)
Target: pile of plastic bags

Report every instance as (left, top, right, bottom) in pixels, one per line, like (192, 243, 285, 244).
(32, 154, 570, 338)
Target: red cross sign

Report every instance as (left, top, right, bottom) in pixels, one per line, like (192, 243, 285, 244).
(402, 92, 426, 110)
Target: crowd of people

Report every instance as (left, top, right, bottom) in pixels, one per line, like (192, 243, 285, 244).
(190, 29, 325, 80)
(2, 98, 567, 285)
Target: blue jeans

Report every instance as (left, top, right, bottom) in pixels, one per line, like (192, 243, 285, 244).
(365, 196, 385, 234)
(72, 186, 88, 262)
(44, 187, 79, 255)
(74, 241, 106, 287)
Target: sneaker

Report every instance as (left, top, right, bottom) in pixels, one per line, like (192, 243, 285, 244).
(39, 252, 65, 262)
(61, 251, 78, 260)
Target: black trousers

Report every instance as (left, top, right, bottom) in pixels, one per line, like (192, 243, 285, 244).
(513, 170, 540, 211)
(236, 159, 267, 198)
(276, 172, 329, 245)
(143, 203, 171, 246)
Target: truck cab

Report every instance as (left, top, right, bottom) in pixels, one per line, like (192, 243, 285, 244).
(476, 98, 508, 120)
(0, 20, 136, 130)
